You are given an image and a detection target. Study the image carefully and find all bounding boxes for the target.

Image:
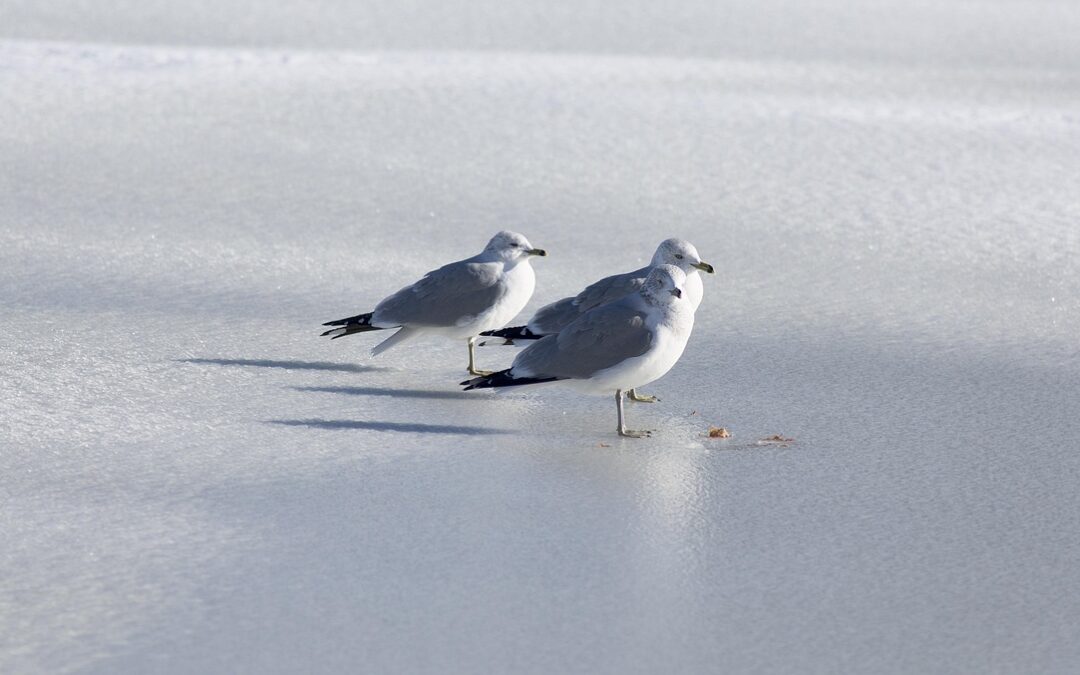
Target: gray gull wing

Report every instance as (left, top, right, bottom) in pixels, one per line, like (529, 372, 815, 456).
(514, 298, 653, 379)
(374, 259, 503, 327)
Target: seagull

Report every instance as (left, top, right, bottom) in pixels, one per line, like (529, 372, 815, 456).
(462, 265, 695, 438)
(321, 231, 547, 375)
(480, 238, 712, 402)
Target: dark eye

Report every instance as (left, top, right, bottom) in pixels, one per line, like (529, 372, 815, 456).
(674, 254, 684, 260)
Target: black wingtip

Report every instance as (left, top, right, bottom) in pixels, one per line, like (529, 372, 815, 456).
(461, 370, 561, 391)
(460, 372, 499, 389)
(322, 311, 374, 328)
(479, 325, 544, 341)
(461, 369, 508, 390)
(321, 312, 382, 339)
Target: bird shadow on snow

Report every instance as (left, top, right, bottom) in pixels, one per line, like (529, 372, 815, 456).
(178, 358, 388, 373)
(267, 419, 512, 435)
(293, 385, 479, 400)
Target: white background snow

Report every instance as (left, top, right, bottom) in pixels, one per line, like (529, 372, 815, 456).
(3, 1, 1080, 672)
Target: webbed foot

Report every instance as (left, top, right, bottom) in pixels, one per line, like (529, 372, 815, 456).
(627, 389, 659, 403)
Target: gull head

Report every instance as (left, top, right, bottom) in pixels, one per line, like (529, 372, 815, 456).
(485, 231, 547, 262)
(651, 238, 714, 274)
(643, 264, 687, 303)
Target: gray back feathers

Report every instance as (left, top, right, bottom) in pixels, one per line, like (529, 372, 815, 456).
(514, 296, 654, 379)
(375, 259, 504, 327)
(527, 265, 650, 334)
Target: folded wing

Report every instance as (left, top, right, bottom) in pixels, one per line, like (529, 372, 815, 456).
(375, 260, 504, 327)
(514, 300, 653, 379)
(528, 266, 649, 334)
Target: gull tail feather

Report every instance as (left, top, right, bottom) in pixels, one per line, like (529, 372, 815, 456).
(371, 327, 418, 357)
(321, 311, 383, 339)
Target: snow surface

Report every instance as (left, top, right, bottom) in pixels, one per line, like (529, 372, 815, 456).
(3, 1, 1080, 672)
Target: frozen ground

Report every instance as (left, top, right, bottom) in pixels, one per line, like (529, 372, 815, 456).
(3, 1, 1080, 672)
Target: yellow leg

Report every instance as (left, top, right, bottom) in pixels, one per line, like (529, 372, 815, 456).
(467, 337, 494, 376)
(616, 390, 653, 438)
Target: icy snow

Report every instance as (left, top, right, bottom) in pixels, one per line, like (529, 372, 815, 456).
(3, 1, 1080, 673)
